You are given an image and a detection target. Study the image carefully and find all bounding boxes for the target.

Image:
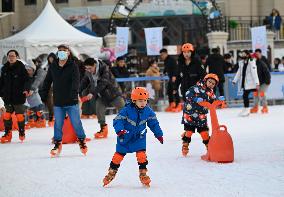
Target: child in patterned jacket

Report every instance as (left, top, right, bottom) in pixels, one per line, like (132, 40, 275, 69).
(103, 87, 163, 187)
(181, 73, 224, 156)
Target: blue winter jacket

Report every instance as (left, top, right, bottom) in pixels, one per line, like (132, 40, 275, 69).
(113, 103, 163, 154)
(269, 16, 282, 30)
(182, 80, 216, 127)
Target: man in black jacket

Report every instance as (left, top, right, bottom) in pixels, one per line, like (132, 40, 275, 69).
(41, 44, 87, 156)
(0, 49, 32, 143)
(206, 48, 226, 96)
(160, 48, 181, 112)
(80, 58, 125, 139)
(255, 48, 271, 71)
(250, 56, 271, 114)
(110, 56, 130, 93)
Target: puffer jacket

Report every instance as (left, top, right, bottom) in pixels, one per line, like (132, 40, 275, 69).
(233, 59, 259, 91)
(182, 80, 216, 127)
(0, 60, 32, 105)
(145, 66, 161, 91)
(113, 103, 163, 153)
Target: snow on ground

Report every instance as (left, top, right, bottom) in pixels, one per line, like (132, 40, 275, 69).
(0, 106, 284, 197)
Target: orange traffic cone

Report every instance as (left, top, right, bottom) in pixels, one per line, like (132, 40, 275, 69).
(198, 100, 234, 163)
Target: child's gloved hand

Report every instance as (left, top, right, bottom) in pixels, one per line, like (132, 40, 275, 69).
(157, 136, 163, 144)
(117, 130, 127, 136)
(194, 97, 203, 103)
(218, 96, 225, 101)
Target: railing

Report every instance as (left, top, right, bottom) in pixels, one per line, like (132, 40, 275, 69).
(116, 73, 284, 110)
(224, 16, 284, 41)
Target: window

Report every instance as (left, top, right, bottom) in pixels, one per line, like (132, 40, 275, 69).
(25, 0, 37, 5)
(55, 0, 68, 3)
(2, 0, 14, 12)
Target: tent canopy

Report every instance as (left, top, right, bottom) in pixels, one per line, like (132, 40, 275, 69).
(0, 0, 103, 61)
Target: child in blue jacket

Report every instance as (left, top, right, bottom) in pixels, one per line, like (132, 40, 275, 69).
(103, 87, 163, 187)
(181, 73, 224, 156)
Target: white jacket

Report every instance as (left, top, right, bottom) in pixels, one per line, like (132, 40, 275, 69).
(233, 59, 259, 90)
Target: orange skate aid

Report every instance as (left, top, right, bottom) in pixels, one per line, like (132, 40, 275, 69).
(198, 100, 234, 163)
(62, 117, 77, 144)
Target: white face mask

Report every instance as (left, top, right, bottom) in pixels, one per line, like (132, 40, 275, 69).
(57, 51, 68, 60)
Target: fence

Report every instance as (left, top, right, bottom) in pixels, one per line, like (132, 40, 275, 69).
(116, 72, 284, 111)
(225, 16, 284, 41)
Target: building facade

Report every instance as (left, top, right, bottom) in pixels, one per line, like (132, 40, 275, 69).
(1, 0, 284, 39)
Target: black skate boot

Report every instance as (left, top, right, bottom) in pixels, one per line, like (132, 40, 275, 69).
(78, 138, 88, 155)
(50, 140, 62, 157)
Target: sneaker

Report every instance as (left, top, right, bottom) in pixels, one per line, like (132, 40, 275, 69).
(139, 169, 151, 187)
(239, 108, 250, 117)
(103, 168, 118, 187)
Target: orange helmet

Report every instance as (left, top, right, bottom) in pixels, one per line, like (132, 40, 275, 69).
(131, 87, 149, 100)
(204, 73, 219, 83)
(182, 43, 194, 52)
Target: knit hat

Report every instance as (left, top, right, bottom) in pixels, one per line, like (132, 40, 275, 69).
(25, 59, 36, 71)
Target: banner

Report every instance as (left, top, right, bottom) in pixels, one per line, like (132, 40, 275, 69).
(115, 27, 129, 57)
(144, 27, 163, 56)
(251, 26, 267, 57)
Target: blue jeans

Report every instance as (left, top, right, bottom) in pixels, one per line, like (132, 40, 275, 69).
(53, 104, 86, 141)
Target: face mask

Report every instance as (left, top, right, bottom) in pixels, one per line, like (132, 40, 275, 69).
(57, 51, 68, 60)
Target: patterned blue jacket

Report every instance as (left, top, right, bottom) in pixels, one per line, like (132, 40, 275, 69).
(182, 80, 216, 128)
(113, 102, 163, 154)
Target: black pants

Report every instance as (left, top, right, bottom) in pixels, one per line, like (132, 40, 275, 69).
(243, 89, 255, 108)
(214, 82, 224, 96)
(167, 81, 180, 105)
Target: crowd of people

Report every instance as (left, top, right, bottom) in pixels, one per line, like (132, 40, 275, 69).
(0, 42, 278, 187)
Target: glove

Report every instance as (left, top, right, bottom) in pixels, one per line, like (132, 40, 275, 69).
(194, 97, 203, 103)
(117, 130, 127, 136)
(80, 96, 89, 103)
(157, 136, 163, 144)
(218, 96, 225, 101)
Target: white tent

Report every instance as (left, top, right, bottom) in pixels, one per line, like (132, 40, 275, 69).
(0, 0, 103, 62)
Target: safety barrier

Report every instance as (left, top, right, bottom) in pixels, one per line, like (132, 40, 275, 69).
(117, 73, 284, 108)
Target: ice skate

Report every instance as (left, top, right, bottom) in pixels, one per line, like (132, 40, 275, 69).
(103, 168, 118, 187)
(261, 106, 268, 114)
(78, 138, 88, 155)
(139, 169, 151, 187)
(50, 141, 62, 157)
(182, 142, 189, 156)
(165, 102, 175, 112)
(94, 124, 108, 139)
(0, 131, 12, 144)
(239, 108, 250, 117)
(250, 105, 258, 113)
(19, 129, 25, 142)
